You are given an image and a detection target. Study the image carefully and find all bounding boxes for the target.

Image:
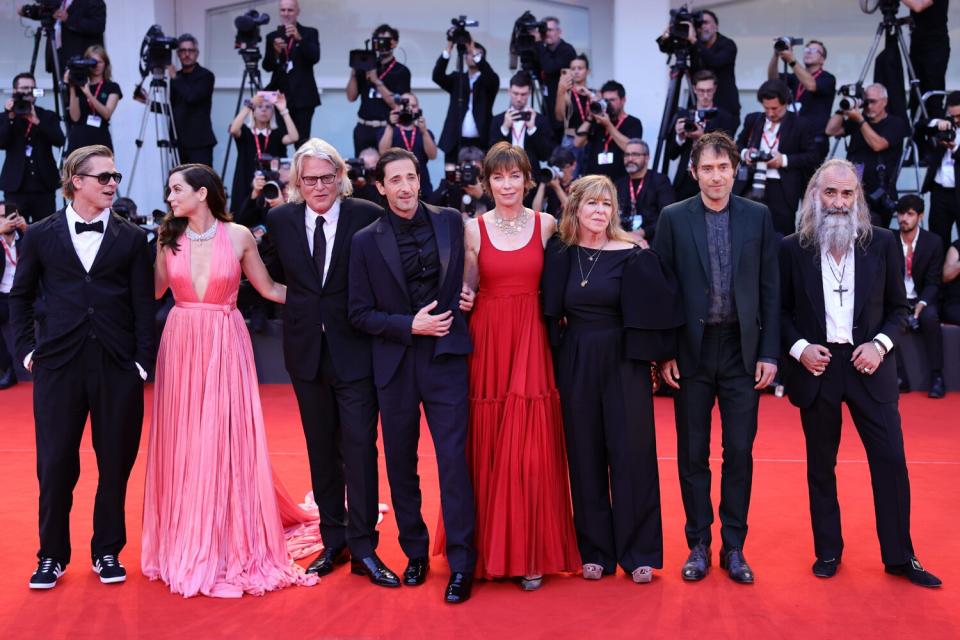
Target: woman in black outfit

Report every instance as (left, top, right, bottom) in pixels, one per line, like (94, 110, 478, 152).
(66, 45, 122, 155)
(542, 174, 682, 584)
(228, 92, 299, 210)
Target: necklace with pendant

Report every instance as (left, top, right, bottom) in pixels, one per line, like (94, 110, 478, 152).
(576, 242, 607, 287)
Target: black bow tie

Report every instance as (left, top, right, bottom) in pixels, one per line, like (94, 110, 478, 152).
(75, 220, 104, 234)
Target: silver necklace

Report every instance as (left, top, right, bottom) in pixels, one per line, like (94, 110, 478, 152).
(186, 219, 218, 242)
(576, 242, 607, 287)
(825, 250, 849, 307)
(493, 209, 530, 235)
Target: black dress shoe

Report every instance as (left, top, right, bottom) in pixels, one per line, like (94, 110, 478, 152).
(885, 557, 942, 588)
(812, 556, 840, 578)
(681, 543, 711, 581)
(898, 377, 911, 393)
(444, 572, 473, 604)
(0, 369, 16, 390)
(306, 546, 350, 577)
(720, 548, 755, 584)
(402, 557, 429, 586)
(351, 555, 401, 588)
(928, 374, 946, 399)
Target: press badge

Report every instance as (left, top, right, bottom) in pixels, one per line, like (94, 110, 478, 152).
(542, 84, 549, 97)
(25, 144, 33, 157)
(286, 60, 294, 73)
(597, 152, 614, 165)
(369, 87, 382, 100)
(86, 114, 102, 128)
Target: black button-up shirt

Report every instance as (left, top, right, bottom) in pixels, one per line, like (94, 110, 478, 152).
(704, 206, 737, 324)
(389, 206, 441, 312)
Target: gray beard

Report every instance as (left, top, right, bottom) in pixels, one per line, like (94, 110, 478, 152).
(816, 205, 857, 255)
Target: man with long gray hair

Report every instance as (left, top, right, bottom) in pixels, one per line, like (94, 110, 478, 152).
(779, 158, 941, 587)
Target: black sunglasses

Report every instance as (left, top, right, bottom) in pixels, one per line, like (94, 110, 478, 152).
(77, 172, 123, 185)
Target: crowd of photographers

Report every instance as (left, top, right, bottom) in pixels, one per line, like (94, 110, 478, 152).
(1, 0, 957, 394)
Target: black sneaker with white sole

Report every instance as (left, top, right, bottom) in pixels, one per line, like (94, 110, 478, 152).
(92, 555, 126, 584)
(29, 557, 65, 589)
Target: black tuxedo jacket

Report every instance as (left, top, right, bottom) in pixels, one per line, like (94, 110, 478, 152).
(0, 107, 65, 192)
(488, 113, 554, 177)
(266, 198, 380, 382)
(653, 195, 780, 375)
(779, 229, 909, 408)
(735, 111, 818, 208)
(170, 64, 217, 150)
(921, 143, 960, 208)
(896, 228, 944, 304)
(665, 107, 737, 199)
(348, 203, 471, 387)
(9, 209, 154, 371)
(48, 0, 105, 72)
(433, 55, 500, 155)
(262, 23, 321, 109)
(0, 232, 21, 283)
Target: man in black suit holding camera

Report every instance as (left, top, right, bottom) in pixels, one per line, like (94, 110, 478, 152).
(433, 37, 499, 160)
(263, 0, 320, 148)
(489, 71, 554, 183)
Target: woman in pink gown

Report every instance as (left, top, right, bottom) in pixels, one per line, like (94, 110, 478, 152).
(142, 164, 319, 598)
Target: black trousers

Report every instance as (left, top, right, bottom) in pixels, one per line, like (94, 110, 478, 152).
(178, 146, 214, 168)
(6, 190, 56, 223)
(353, 124, 385, 157)
(289, 334, 380, 558)
(800, 343, 914, 566)
(943, 300, 960, 325)
(289, 106, 315, 149)
(675, 324, 759, 551)
(0, 294, 12, 376)
(764, 178, 796, 237)
(896, 300, 944, 377)
(33, 339, 144, 565)
(929, 185, 959, 250)
(376, 337, 476, 573)
(556, 325, 663, 572)
(910, 41, 950, 120)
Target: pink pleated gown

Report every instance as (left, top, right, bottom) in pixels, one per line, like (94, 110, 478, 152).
(142, 223, 320, 598)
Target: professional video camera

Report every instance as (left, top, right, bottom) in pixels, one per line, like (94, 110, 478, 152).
(745, 150, 774, 202)
(394, 95, 422, 126)
(349, 37, 392, 72)
(18, 0, 59, 24)
(138, 25, 178, 77)
(774, 36, 803, 52)
(66, 56, 98, 86)
(444, 162, 480, 187)
(447, 15, 479, 49)
(660, 4, 704, 55)
(837, 83, 865, 111)
(678, 107, 718, 131)
(509, 11, 546, 71)
(7, 87, 44, 117)
(235, 9, 269, 67)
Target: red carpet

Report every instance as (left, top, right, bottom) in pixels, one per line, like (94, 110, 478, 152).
(0, 384, 957, 639)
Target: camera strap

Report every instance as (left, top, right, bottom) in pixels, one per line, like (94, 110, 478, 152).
(0, 236, 16, 267)
(629, 177, 645, 213)
(399, 127, 417, 152)
(604, 114, 627, 153)
(571, 91, 588, 122)
(253, 130, 271, 160)
(761, 124, 781, 153)
(90, 81, 104, 102)
(794, 69, 822, 101)
(378, 59, 397, 81)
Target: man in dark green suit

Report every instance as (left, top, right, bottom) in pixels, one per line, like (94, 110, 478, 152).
(654, 131, 780, 584)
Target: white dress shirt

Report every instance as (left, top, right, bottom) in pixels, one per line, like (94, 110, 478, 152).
(758, 119, 786, 180)
(901, 232, 920, 301)
(934, 138, 957, 189)
(0, 235, 16, 294)
(460, 71, 482, 139)
(305, 199, 340, 285)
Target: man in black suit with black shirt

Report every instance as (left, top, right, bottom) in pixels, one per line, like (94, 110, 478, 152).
(921, 91, 960, 249)
(10, 145, 154, 590)
(262, 0, 321, 148)
(168, 35, 217, 167)
(0, 73, 65, 223)
(433, 38, 500, 160)
(779, 158, 941, 587)
(574, 80, 644, 183)
(489, 72, 554, 191)
(265, 138, 389, 585)
(736, 80, 818, 236)
(349, 148, 477, 604)
(615, 139, 674, 244)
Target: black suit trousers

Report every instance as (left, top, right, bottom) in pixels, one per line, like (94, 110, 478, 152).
(289, 334, 380, 558)
(799, 343, 914, 566)
(178, 146, 214, 168)
(929, 185, 959, 250)
(288, 107, 315, 149)
(896, 300, 944, 375)
(0, 294, 12, 373)
(376, 336, 476, 573)
(675, 324, 759, 551)
(33, 339, 143, 565)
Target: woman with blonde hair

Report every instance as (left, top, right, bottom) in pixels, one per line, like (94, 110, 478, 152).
(542, 174, 683, 583)
(65, 44, 122, 154)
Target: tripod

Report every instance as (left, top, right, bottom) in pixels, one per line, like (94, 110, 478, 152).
(126, 68, 180, 197)
(220, 49, 263, 189)
(28, 18, 65, 124)
(653, 46, 693, 174)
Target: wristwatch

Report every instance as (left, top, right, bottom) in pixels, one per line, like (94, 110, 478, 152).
(788, 60, 797, 68)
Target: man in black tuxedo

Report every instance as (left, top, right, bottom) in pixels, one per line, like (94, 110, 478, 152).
(654, 132, 779, 584)
(489, 71, 554, 191)
(779, 159, 941, 587)
(666, 70, 737, 201)
(265, 138, 389, 585)
(27, 0, 106, 74)
(736, 79, 818, 237)
(921, 91, 960, 250)
(262, 0, 320, 148)
(433, 38, 499, 160)
(893, 195, 946, 398)
(0, 73, 66, 223)
(614, 139, 674, 244)
(349, 148, 477, 604)
(10, 145, 154, 589)
(168, 35, 217, 167)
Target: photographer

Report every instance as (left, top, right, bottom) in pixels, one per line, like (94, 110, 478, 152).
(687, 10, 741, 128)
(20, 0, 107, 74)
(768, 39, 835, 161)
(0, 73, 65, 223)
(168, 34, 217, 167)
(736, 79, 818, 236)
(826, 82, 910, 228)
(228, 91, 298, 208)
(489, 71, 555, 190)
(666, 70, 737, 200)
(262, 0, 320, 148)
(533, 16, 576, 137)
(531, 146, 575, 219)
(920, 90, 960, 249)
(350, 147, 385, 205)
(378, 92, 439, 197)
(573, 80, 644, 182)
(65, 44, 121, 155)
(892, 194, 946, 398)
(554, 53, 591, 172)
(0, 201, 28, 389)
(346, 24, 411, 155)
(429, 145, 492, 219)
(433, 36, 499, 160)
(615, 139, 674, 244)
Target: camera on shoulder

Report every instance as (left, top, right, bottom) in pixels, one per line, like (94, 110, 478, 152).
(349, 37, 391, 72)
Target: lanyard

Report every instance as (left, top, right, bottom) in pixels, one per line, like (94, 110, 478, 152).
(252, 130, 271, 160)
(378, 59, 397, 81)
(795, 69, 822, 101)
(398, 127, 417, 152)
(511, 123, 527, 146)
(284, 36, 295, 59)
(571, 91, 588, 121)
(628, 177, 645, 212)
(24, 119, 34, 139)
(90, 80, 104, 102)
(1, 236, 16, 267)
(604, 114, 627, 153)
(761, 125, 781, 152)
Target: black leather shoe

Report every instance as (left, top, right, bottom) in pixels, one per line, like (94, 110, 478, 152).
(898, 377, 911, 393)
(444, 572, 473, 604)
(0, 369, 16, 390)
(681, 543, 711, 581)
(720, 548, 755, 584)
(928, 374, 946, 399)
(812, 556, 840, 578)
(350, 555, 401, 588)
(402, 557, 429, 586)
(885, 557, 942, 588)
(306, 546, 350, 577)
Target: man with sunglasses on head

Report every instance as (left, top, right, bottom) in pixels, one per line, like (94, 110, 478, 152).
(10, 145, 154, 590)
(768, 39, 836, 162)
(168, 34, 217, 167)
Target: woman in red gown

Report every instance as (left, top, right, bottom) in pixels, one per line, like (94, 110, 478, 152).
(438, 142, 579, 590)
